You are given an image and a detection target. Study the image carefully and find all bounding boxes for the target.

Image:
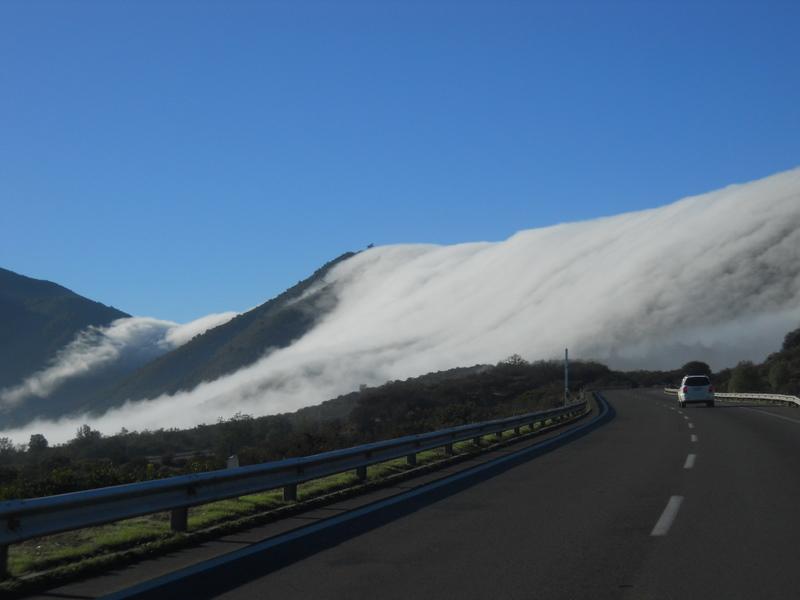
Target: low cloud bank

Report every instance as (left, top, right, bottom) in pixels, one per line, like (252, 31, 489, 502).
(0, 312, 237, 408)
(3, 168, 800, 444)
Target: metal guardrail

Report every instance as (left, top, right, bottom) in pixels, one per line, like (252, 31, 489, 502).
(0, 398, 589, 577)
(663, 388, 800, 406)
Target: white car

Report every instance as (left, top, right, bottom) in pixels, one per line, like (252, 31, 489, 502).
(678, 375, 715, 407)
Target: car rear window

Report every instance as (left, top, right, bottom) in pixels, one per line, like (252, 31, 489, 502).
(685, 376, 710, 386)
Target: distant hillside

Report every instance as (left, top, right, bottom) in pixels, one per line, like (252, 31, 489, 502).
(714, 325, 800, 394)
(608, 324, 800, 394)
(0, 268, 129, 390)
(101, 252, 356, 405)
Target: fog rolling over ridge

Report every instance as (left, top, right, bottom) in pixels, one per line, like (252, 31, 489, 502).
(0, 313, 238, 410)
(4, 168, 800, 443)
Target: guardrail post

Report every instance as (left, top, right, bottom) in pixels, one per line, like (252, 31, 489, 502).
(356, 465, 367, 481)
(495, 431, 503, 442)
(514, 426, 521, 435)
(473, 436, 482, 446)
(444, 443, 454, 455)
(170, 507, 188, 532)
(0, 544, 8, 580)
(406, 453, 417, 466)
(284, 483, 298, 502)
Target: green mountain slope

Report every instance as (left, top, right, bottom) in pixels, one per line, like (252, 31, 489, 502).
(0, 268, 129, 390)
(101, 252, 356, 404)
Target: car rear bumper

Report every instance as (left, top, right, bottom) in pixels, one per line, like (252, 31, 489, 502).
(678, 395, 714, 403)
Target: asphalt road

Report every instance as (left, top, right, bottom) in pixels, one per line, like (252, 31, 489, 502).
(202, 390, 800, 600)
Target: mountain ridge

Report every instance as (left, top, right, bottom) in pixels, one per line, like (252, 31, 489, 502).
(95, 251, 357, 406)
(0, 267, 130, 390)
(1, 252, 356, 427)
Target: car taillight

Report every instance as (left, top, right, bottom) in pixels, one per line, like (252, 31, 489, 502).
(682, 386, 688, 393)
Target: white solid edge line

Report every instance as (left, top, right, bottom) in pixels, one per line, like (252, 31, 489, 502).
(684, 454, 696, 469)
(690, 434, 698, 442)
(741, 407, 800, 425)
(651, 496, 684, 536)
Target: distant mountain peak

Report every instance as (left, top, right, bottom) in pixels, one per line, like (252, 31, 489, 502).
(0, 267, 130, 392)
(0, 252, 359, 429)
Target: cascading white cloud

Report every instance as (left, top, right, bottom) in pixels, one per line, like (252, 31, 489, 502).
(2, 167, 800, 444)
(0, 312, 238, 408)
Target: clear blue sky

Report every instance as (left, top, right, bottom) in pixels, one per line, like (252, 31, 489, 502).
(2, 0, 798, 322)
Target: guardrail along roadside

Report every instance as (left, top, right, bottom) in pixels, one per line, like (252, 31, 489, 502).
(0, 397, 591, 580)
(663, 388, 800, 406)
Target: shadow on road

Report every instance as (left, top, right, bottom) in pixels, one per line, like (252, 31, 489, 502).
(699, 403, 776, 409)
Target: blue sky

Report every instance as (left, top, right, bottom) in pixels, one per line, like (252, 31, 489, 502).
(2, 0, 799, 322)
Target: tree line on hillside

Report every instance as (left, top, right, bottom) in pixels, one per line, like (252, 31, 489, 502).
(715, 327, 800, 394)
(622, 326, 800, 395)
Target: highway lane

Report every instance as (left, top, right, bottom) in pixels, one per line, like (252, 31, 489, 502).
(182, 389, 798, 599)
(634, 393, 800, 599)
(93, 390, 800, 599)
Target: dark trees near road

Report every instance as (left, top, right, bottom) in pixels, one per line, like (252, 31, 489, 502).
(681, 361, 712, 377)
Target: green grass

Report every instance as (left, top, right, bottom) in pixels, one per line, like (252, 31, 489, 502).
(188, 491, 288, 529)
(9, 516, 171, 576)
(4, 410, 586, 583)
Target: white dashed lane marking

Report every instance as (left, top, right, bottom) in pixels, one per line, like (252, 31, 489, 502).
(684, 454, 696, 469)
(651, 496, 684, 536)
